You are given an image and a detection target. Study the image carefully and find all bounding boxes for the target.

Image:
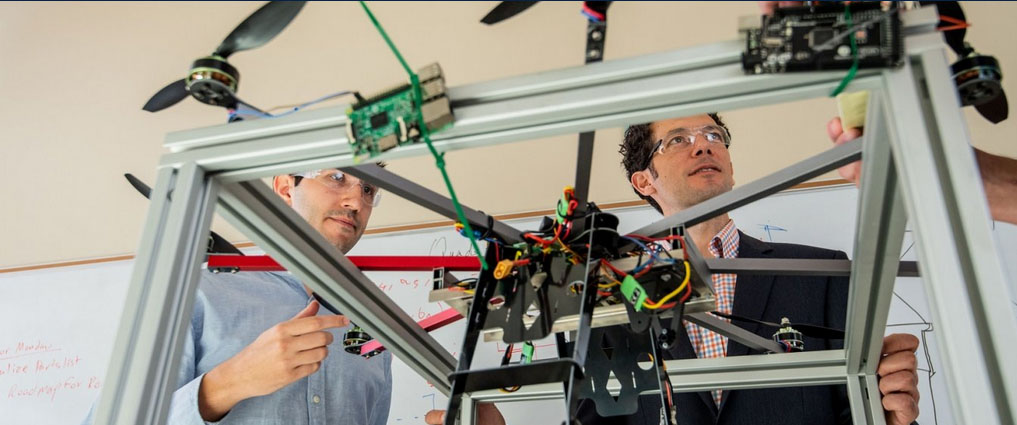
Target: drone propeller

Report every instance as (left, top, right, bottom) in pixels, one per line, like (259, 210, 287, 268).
(711, 311, 845, 340)
(142, 1, 306, 113)
(923, 1, 1008, 124)
(480, 2, 538, 25)
(124, 173, 244, 255)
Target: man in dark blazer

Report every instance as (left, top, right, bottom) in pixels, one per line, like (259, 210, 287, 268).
(577, 113, 920, 425)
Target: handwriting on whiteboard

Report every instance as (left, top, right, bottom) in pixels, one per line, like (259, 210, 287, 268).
(0, 340, 103, 403)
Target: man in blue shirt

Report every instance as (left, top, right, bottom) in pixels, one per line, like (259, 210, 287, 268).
(86, 169, 393, 424)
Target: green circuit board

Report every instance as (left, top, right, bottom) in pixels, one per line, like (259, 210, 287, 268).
(347, 85, 414, 161)
(346, 64, 454, 162)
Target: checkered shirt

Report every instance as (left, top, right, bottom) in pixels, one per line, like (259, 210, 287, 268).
(683, 219, 739, 407)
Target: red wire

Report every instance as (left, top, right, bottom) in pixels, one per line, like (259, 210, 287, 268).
(938, 15, 970, 32)
(524, 233, 553, 247)
(601, 259, 627, 277)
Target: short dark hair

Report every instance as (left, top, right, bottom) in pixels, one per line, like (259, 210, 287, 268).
(619, 113, 730, 213)
(292, 162, 387, 187)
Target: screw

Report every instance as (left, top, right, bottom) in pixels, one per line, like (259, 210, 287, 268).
(590, 30, 603, 41)
(587, 49, 601, 59)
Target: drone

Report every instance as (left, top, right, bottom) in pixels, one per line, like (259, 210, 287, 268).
(133, 3, 1001, 425)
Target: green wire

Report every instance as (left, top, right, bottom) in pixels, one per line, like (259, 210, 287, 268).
(359, 1, 488, 270)
(830, 3, 859, 97)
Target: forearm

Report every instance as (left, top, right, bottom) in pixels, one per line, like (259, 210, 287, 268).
(975, 148, 1017, 225)
(197, 362, 247, 422)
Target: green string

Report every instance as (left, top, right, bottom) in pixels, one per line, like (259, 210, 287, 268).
(359, 1, 488, 270)
(830, 3, 859, 97)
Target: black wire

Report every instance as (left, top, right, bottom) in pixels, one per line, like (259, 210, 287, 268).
(311, 292, 342, 315)
(892, 291, 939, 425)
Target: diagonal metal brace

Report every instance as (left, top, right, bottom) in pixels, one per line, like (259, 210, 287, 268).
(342, 163, 523, 244)
(629, 138, 863, 242)
(685, 312, 785, 354)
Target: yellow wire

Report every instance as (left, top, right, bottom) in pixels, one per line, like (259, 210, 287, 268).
(642, 261, 691, 310)
(556, 237, 583, 264)
(598, 279, 621, 289)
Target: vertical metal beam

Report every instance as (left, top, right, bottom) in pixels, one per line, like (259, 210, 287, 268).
(460, 392, 477, 425)
(216, 179, 456, 395)
(882, 46, 1017, 424)
(95, 162, 217, 425)
(846, 377, 868, 425)
(573, 131, 595, 206)
(572, 16, 607, 206)
(842, 92, 906, 425)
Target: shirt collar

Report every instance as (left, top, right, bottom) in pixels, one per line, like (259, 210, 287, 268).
(708, 219, 740, 259)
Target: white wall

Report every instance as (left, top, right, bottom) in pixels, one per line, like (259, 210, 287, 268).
(2, 1, 1016, 268)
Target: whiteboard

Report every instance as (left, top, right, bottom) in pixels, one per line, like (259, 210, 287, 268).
(2, 184, 1015, 424)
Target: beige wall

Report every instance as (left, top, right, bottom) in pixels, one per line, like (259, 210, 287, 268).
(2, 1, 1014, 268)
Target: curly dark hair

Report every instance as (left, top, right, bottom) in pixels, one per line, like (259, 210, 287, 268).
(619, 113, 730, 213)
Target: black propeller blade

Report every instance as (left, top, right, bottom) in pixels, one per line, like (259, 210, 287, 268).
(124, 173, 244, 256)
(124, 173, 154, 198)
(215, 1, 307, 58)
(142, 79, 189, 113)
(711, 311, 845, 340)
(481, 1, 538, 25)
(975, 93, 1009, 124)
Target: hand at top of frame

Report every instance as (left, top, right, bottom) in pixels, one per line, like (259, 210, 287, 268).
(424, 403, 506, 425)
(878, 334, 921, 425)
(827, 116, 1017, 225)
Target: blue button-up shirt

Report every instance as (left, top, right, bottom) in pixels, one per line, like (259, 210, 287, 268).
(85, 270, 392, 425)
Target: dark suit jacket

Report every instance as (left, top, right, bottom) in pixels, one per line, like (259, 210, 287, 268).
(578, 231, 851, 425)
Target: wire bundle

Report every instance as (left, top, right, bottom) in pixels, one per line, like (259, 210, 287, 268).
(598, 234, 693, 311)
(228, 91, 353, 120)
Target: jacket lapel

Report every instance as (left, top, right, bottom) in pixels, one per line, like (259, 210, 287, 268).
(725, 231, 776, 358)
(672, 319, 719, 416)
(718, 232, 776, 413)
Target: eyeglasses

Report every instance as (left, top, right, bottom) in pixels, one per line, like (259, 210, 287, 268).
(645, 125, 731, 168)
(294, 169, 382, 207)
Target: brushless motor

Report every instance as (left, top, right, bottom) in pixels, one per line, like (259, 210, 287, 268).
(772, 317, 805, 352)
